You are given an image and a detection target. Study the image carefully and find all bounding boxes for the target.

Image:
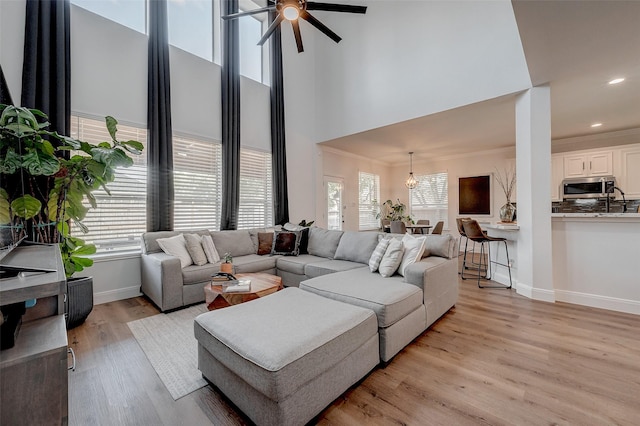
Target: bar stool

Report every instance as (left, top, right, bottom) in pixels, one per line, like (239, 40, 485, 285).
(461, 219, 512, 289)
(456, 217, 484, 276)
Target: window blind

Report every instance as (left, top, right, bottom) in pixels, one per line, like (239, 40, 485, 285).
(70, 115, 148, 253)
(238, 148, 273, 229)
(173, 135, 222, 232)
(410, 172, 449, 229)
(359, 172, 380, 230)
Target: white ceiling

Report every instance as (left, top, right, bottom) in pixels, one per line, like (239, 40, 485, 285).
(319, 0, 640, 165)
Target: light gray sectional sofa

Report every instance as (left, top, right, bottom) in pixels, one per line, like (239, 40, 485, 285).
(141, 226, 458, 362)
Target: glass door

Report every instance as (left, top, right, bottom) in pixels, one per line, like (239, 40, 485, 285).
(324, 177, 344, 231)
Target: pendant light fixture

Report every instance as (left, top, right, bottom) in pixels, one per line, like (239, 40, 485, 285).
(405, 152, 418, 189)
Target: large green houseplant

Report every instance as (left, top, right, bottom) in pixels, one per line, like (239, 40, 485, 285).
(376, 199, 413, 225)
(0, 104, 143, 277)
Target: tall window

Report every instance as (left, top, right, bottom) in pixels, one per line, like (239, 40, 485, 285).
(173, 135, 222, 231)
(410, 172, 448, 230)
(168, 0, 213, 61)
(238, 148, 273, 229)
(70, 116, 148, 253)
(359, 172, 380, 230)
(71, 0, 146, 34)
(239, 11, 264, 82)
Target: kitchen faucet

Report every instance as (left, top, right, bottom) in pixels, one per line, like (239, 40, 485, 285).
(606, 186, 627, 213)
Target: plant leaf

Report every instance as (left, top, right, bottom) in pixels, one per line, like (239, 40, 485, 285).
(105, 116, 118, 141)
(11, 195, 42, 219)
(21, 151, 60, 175)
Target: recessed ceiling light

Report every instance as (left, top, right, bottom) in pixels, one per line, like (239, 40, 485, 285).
(591, 123, 603, 128)
(608, 78, 625, 85)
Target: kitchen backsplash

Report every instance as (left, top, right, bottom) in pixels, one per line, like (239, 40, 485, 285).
(552, 198, 640, 214)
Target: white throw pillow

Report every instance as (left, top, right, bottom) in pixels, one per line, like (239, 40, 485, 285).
(201, 235, 220, 263)
(157, 234, 193, 268)
(399, 233, 426, 276)
(369, 236, 391, 272)
(378, 239, 404, 278)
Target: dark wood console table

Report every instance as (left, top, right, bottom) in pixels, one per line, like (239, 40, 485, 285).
(0, 243, 69, 425)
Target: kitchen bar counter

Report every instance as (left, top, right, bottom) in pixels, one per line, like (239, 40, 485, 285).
(552, 214, 640, 315)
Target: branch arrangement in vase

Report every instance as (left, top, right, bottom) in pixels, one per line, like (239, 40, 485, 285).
(495, 166, 516, 203)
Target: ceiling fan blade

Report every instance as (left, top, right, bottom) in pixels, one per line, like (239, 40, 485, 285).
(300, 10, 342, 44)
(258, 13, 284, 46)
(306, 2, 367, 14)
(222, 5, 275, 20)
(292, 19, 304, 53)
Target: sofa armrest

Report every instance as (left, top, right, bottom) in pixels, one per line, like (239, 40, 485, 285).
(404, 257, 458, 326)
(140, 252, 183, 311)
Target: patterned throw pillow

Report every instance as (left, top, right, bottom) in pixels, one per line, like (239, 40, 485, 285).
(378, 239, 404, 278)
(271, 230, 302, 256)
(201, 235, 220, 263)
(257, 232, 274, 255)
(369, 237, 391, 272)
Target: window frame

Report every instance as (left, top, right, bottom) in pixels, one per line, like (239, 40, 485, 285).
(409, 171, 449, 230)
(358, 171, 381, 231)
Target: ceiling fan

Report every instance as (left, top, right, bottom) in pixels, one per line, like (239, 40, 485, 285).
(222, 0, 367, 53)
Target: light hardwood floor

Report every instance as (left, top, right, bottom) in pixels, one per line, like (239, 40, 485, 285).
(67, 269, 640, 425)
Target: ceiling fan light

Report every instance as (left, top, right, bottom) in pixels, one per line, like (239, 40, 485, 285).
(282, 5, 300, 21)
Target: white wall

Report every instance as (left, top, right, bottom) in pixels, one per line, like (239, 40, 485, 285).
(0, 0, 26, 103)
(316, 147, 391, 231)
(311, 0, 531, 143)
(387, 148, 516, 233)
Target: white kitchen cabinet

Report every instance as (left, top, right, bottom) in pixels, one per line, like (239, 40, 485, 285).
(619, 145, 640, 199)
(551, 154, 564, 201)
(563, 151, 613, 178)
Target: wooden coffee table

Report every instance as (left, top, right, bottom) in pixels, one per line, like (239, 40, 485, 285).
(204, 273, 283, 311)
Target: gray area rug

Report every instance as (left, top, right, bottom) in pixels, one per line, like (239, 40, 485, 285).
(128, 304, 208, 400)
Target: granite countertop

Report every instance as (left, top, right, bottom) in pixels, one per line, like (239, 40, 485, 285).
(551, 212, 640, 221)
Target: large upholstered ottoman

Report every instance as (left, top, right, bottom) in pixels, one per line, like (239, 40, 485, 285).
(194, 287, 379, 426)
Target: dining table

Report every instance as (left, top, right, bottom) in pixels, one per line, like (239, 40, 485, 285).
(406, 224, 433, 234)
(383, 224, 433, 234)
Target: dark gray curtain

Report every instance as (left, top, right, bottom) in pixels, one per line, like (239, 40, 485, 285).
(147, 0, 174, 232)
(0, 65, 14, 105)
(269, 11, 289, 226)
(220, 0, 241, 230)
(21, 0, 71, 136)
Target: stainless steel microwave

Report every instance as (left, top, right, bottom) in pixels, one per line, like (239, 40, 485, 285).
(562, 176, 616, 199)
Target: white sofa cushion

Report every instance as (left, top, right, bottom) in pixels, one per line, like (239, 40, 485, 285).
(399, 234, 426, 277)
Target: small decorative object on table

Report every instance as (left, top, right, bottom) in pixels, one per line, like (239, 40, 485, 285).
(495, 166, 517, 223)
(220, 252, 234, 274)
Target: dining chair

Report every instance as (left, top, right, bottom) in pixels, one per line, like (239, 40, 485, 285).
(416, 219, 430, 234)
(461, 219, 512, 289)
(431, 221, 444, 235)
(390, 220, 406, 234)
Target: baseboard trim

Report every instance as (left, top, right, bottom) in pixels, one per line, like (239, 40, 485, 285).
(555, 290, 640, 315)
(516, 282, 556, 303)
(94, 286, 142, 305)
